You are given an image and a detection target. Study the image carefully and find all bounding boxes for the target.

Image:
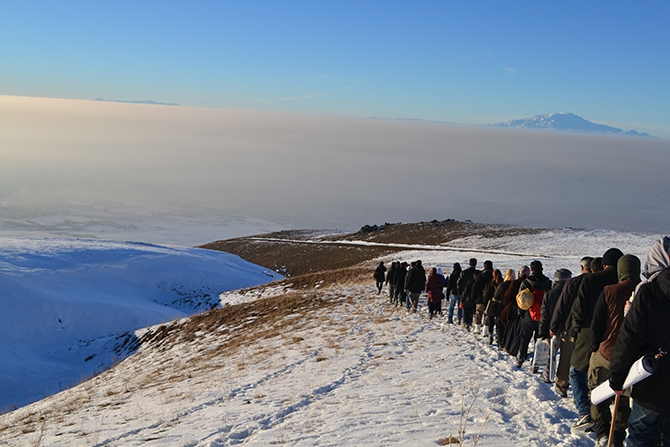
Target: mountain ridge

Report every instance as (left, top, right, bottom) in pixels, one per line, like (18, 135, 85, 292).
(492, 112, 653, 137)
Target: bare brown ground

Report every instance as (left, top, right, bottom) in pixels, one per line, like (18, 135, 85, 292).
(0, 219, 546, 434)
(200, 220, 545, 277)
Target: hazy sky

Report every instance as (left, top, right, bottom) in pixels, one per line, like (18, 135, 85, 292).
(1, 2, 669, 138)
(2, 96, 669, 245)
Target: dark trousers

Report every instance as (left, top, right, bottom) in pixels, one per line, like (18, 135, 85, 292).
(518, 316, 539, 361)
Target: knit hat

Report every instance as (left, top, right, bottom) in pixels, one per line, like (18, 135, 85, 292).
(618, 254, 641, 281)
(553, 268, 572, 282)
(602, 248, 624, 267)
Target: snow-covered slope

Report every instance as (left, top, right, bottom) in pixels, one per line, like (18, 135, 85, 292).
(0, 237, 280, 410)
(493, 112, 652, 137)
(0, 228, 665, 446)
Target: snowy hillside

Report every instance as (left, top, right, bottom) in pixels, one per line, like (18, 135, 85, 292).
(0, 237, 280, 410)
(493, 112, 652, 137)
(0, 227, 664, 446)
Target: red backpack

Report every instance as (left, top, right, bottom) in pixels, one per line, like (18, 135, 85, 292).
(528, 287, 545, 322)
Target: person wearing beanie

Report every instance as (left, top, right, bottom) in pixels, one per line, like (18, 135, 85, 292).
(588, 255, 641, 446)
(570, 247, 623, 433)
(537, 268, 572, 383)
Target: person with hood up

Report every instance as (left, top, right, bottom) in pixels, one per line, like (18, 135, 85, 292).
(537, 268, 572, 383)
(609, 239, 670, 446)
(588, 255, 641, 447)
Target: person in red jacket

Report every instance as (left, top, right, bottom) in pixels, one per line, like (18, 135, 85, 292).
(426, 267, 445, 318)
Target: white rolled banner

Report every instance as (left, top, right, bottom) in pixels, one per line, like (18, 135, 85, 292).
(591, 354, 658, 405)
(548, 335, 560, 382)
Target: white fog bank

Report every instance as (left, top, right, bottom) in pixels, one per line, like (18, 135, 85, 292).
(1, 95, 668, 245)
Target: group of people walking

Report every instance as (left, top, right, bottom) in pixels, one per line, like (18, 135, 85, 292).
(373, 237, 670, 447)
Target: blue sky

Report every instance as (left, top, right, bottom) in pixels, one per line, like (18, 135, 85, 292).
(1, 1, 669, 137)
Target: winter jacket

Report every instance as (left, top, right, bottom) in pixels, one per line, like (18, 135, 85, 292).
(550, 273, 587, 336)
(571, 266, 619, 372)
(425, 274, 445, 303)
(462, 277, 477, 305)
(457, 266, 477, 295)
(374, 264, 387, 282)
(538, 280, 567, 339)
(446, 266, 461, 296)
(489, 280, 511, 318)
(394, 264, 407, 290)
(385, 264, 395, 286)
(609, 268, 670, 414)
(405, 265, 426, 293)
(590, 278, 639, 361)
(519, 272, 552, 294)
(471, 268, 493, 305)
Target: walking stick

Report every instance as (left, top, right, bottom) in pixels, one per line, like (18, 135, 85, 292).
(607, 393, 620, 447)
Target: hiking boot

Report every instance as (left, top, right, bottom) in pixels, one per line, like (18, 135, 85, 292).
(555, 386, 568, 398)
(571, 414, 594, 433)
(595, 436, 609, 447)
(516, 358, 524, 368)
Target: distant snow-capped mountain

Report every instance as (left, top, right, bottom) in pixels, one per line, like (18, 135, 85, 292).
(492, 112, 652, 137)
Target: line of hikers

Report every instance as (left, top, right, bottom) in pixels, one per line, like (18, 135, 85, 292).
(373, 238, 670, 447)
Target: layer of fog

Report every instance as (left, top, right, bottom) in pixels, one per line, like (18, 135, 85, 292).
(1, 95, 668, 245)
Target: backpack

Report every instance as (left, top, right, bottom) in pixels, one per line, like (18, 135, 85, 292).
(528, 289, 545, 322)
(516, 287, 535, 311)
(516, 282, 545, 321)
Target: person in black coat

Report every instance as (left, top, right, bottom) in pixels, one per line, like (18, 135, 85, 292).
(394, 262, 408, 308)
(404, 260, 426, 313)
(609, 267, 670, 446)
(515, 260, 552, 369)
(386, 262, 398, 304)
(446, 263, 462, 324)
(374, 262, 387, 294)
(461, 270, 479, 331)
(471, 260, 494, 334)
